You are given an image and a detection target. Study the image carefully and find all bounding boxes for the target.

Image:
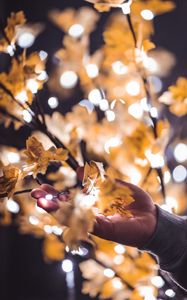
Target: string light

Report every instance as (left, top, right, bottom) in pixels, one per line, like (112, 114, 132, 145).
(126, 80, 141, 96)
(99, 99, 109, 111)
(68, 24, 84, 38)
(151, 276, 165, 288)
(145, 150, 165, 168)
(88, 89, 102, 105)
(112, 61, 128, 75)
(17, 32, 35, 48)
(27, 79, 39, 94)
(165, 289, 176, 298)
(62, 259, 73, 273)
(86, 64, 99, 78)
(44, 225, 53, 234)
(114, 244, 126, 254)
(104, 137, 122, 154)
(16, 90, 28, 104)
(112, 278, 123, 289)
(22, 110, 32, 123)
(79, 99, 94, 113)
(128, 102, 143, 119)
(7, 152, 20, 163)
(60, 71, 78, 89)
(174, 143, 187, 162)
(104, 268, 115, 278)
(172, 165, 187, 182)
(121, 0, 132, 15)
(141, 9, 154, 21)
(6, 199, 20, 214)
(105, 110, 116, 122)
(48, 97, 59, 109)
(29, 216, 39, 225)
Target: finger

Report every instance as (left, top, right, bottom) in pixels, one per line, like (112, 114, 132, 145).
(31, 188, 47, 199)
(37, 197, 59, 213)
(93, 214, 115, 241)
(40, 184, 58, 196)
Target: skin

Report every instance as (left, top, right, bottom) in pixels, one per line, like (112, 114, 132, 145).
(31, 168, 157, 249)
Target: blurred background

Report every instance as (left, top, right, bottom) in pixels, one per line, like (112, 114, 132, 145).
(0, 0, 187, 299)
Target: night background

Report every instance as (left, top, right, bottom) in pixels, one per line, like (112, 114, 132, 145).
(0, 0, 187, 300)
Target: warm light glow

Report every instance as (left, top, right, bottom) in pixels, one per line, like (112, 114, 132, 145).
(6, 199, 20, 213)
(128, 167, 142, 185)
(104, 268, 115, 278)
(104, 137, 122, 154)
(140, 97, 149, 111)
(17, 32, 35, 48)
(88, 89, 102, 105)
(7, 152, 20, 163)
(45, 194, 54, 201)
(172, 165, 187, 182)
(62, 259, 73, 273)
(37, 71, 48, 81)
(68, 24, 84, 38)
(112, 278, 123, 289)
(60, 71, 78, 89)
(112, 61, 128, 75)
(128, 102, 143, 119)
(99, 99, 109, 111)
(174, 143, 187, 163)
(48, 97, 59, 109)
(86, 64, 99, 78)
(22, 110, 32, 123)
(126, 80, 141, 96)
(105, 110, 116, 122)
(114, 244, 126, 254)
(27, 79, 39, 94)
(141, 9, 154, 21)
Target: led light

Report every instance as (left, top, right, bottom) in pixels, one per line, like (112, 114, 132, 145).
(7, 45, 14, 56)
(105, 110, 116, 122)
(68, 24, 84, 38)
(141, 9, 154, 21)
(112, 278, 123, 289)
(121, 0, 132, 15)
(99, 99, 109, 111)
(52, 226, 63, 236)
(44, 225, 53, 234)
(22, 110, 32, 123)
(39, 50, 48, 61)
(104, 137, 122, 154)
(128, 102, 143, 119)
(60, 71, 78, 89)
(151, 276, 165, 288)
(16, 90, 28, 104)
(104, 268, 115, 278)
(150, 107, 158, 118)
(165, 289, 176, 298)
(7, 152, 20, 163)
(29, 216, 39, 225)
(126, 80, 141, 96)
(173, 165, 187, 183)
(37, 71, 48, 81)
(45, 194, 54, 201)
(143, 57, 158, 73)
(27, 79, 39, 94)
(174, 143, 187, 163)
(88, 89, 102, 105)
(86, 64, 99, 78)
(114, 244, 126, 254)
(17, 32, 35, 48)
(48, 97, 59, 109)
(112, 61, 128, 75)
(6, 199, 20, 214)
(128, 167, 142, 185)
(62, 259, 73, 273)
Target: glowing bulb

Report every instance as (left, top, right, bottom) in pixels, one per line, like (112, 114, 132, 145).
(7, 152, 20, 163)
(151, 276, 165, 288)
(140, 97, 149, 111)
(150, 107, 158, 118)
(17, 32, 35, 48)
(44, 225, 53, 234)
(86, 64, 99, 78)
(45, 194, 54, 201)
(60, 71, 78, 89)
(88, 89, 102, 105)
(29, 216, 39, 225)
(143, 57, 158, 73)
(22, 110, 32, 123)
(165, 196, 178, 210)
(39, 50, 48, 61)
(37, 71, 48, 81)
(126, 80, 141, 96)
(174, 143, 187, 163)
(27, 79, 39, 94)
(68, 24, 84, 38)
(52, 226, 63, 236)
(112, 278, 123, 289)
(164, 170, 171, 184)
(173, 165, 187, 183)
(121, 0, 132, 14)
(128, 102, 143, 119)
(112, 61, 128, 75)
(62, 259, 73, 273)
(15, 90, 28, 104)
(6, 199, 20, 213)
(7, 45, 14, 56)
(145, 150, 164, 168)
(48, 97, 59, 109)
(165, 289, 176, 298)
(99, 99, 109, 111)
(104, 137, 122, 154)
(104, 268, 115, 278)
(141, 9, 154, 21)
(105, 110, 116, 122)
(114, 244, 126, 254)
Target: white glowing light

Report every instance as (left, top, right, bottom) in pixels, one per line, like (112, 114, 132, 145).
(148, 75, 163, 93)
(145, 150, 164, 168)
(99, 99, 109, 111)
(37, 71, 48, 81)
(140, 97, 149, 112)
(22, 110, 32, 123)
(161, 204, 172, 213)
(16, 90, 28, 104)
(165, 289, 176, 298)
(75, 193, 97, 208)
(164, 170, 171, 184)
(45, 194, 53, 201)
(48, 97, 59, 109)
(62, 259, 73, 273)
(112, 61, 128, 75)
(7, 45, 15, 56)
(173, 165, 187, 183)
(128, 167, 142, 185)
(121, 0, 132, 14)
(29, 215, 39, 225)
(66, 246, 88, 256)
(60, 71, 78, 89)
(114, 255, 124, 265)
(126, 80, 141, 96)
(165, 196, 178, 210)
(174, 143, 187, 163)
(86, 64, 99, 78)
(151, 276, 165, 288)
(141, 9, 154, 21)
(104, 137, 122, 154)
(7, 152, 20, 163)
(150, 107, 158, 118)
(68, 24, 84, 38)
(139, 286, 155, 298)
(88, 89, 102, 105)
(6, 199, 20, 214)
(18, 32, 35, 48)
(52, 226, 63, 236)
(27, 79, 39, 94)
(112, 278, 123, 289)
(114, 244, 126, 254)
(39, 50, 48, 61)
(79, 99, 94, 114)
(128, 102, 143, 119)
(104, 268, 115, 278)
(44, 225, 53, 234)
(143, 57, 158, 73)
(105, 110, 116, 122)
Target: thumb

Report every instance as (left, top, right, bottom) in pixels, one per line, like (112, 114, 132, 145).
(93, 214, 115, 241)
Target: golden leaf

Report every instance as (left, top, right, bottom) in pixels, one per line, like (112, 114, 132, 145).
(0, 164, 20, 198)
(83, 161, 105, 193)
(43, 235, 65, 261)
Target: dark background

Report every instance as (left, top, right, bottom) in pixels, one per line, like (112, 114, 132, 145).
(0, 1, 187, 299)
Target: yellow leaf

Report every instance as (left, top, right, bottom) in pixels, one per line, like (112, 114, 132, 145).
(0, 164, 20, 198)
